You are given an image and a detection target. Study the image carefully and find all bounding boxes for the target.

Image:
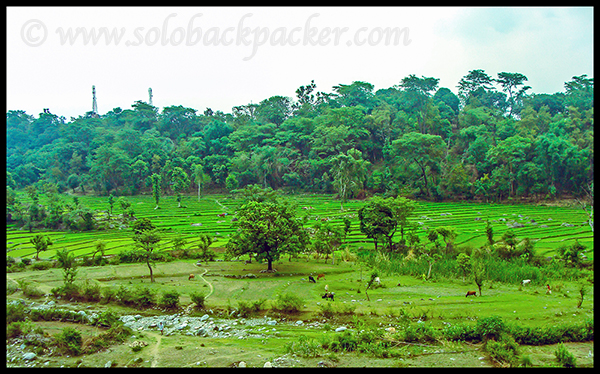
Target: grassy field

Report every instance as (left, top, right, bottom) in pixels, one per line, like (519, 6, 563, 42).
(6, 258, 594, 367)
(6, 192, 594, 261)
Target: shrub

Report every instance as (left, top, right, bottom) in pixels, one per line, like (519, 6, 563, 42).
(18, 280, 44, 298)
(80, 280, 102, 302)
(401, 323, 437, 343)
(133, 287, 157, 309)
(101, 287, 117, 304)
(476, 315, 506, 341)
(190, 292, 206, 309)
(554, 343, 577, 368)
(7, 321, 33, 339)
(55, 327, 83, 356)
(160, 290, 180, 309)
(273, 293, 303, 314)
(442, 322, 479, 342)
(115, 285, 134, 306)
(84, 323, 132, 354)
(95, 310, 120, 328)
(30, 261, 54, 271)
(6, 301, 27, 324)
(485, 334, 520, 367)
(237, 299, 267, 317)
(285, 335, 323, 358)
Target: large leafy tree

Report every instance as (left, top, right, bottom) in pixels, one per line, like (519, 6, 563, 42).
(392, 132, 446, 198)
(358, 198, 397, 252)
(495, 72, 531, 117)
(398, 74, 440, 133)
(226, 199, 308, 271)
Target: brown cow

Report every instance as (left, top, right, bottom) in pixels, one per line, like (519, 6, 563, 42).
(189, 274, 195, 281)
(465, 291, 477, 297)
(317, 273, 325, 280)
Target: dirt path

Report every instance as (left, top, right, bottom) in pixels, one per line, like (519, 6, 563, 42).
(194, 266, 213, 298)
(184, 266, 213, 314)
(147, 331, 162, 368)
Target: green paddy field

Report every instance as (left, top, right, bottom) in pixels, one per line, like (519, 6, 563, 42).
(6, 193, 594, 261)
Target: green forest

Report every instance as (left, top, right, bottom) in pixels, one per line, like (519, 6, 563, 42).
(6, 70, 594, 206)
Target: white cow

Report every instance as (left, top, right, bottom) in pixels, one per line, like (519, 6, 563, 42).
(522, 279, 531, 286)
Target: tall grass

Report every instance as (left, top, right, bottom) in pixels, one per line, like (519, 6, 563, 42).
(364, 251, 587, 284)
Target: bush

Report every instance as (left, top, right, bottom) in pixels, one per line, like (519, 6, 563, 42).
(273, 293, 303, 314)
(160, 290, 180, 309)
(442, 322, 479, 342)
(485, 334, 520, 367)
(18, 280, 44, 298)
(476, 315, 506, 341)
(190, 292, 206, 309)
(95, 310, 120, 328)
(7, 321, 33, 339)
(401, 323, 438, 343)
(80, 280, 102, 302)
(6, 302, 27, 324)
(101, 287, 117, 304)
(285, 335, 323, 358)
(115, 285, 156, 308)
(55, 327, 83, 356)
(31, 261, 54, 271)
(554, 343, 577, 368)
(134, 287, 157, 309)
(509, 319, 594, 345)
(237, 299, 267, 317)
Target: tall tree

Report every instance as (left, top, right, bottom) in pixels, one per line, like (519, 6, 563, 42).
(398, 74, 440, 133)
(192, 163, 209, 201)
(131, 218, 162, 283)
(171, 166, 190, 207)
(150, 173, 162, 209)
(331, 148, 370, 210)
(495, 72, 531, 117)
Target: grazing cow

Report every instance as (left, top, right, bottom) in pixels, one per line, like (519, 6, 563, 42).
(465, 290, 477, 297)
(217, 213, 227, 218)
(188, 274, 195, 281)
(308, 275, 316, 283)
(317, 273, 325, 280)
(322, 292, 335, 301)
(522, 279, 531, 286)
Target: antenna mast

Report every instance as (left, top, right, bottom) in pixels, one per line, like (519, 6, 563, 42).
(92, 85, 99, 117)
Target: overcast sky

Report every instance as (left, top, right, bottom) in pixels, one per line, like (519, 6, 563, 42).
(6, 6, 594, 119)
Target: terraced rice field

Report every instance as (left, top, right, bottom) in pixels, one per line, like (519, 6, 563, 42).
(6, 193, 594, 261)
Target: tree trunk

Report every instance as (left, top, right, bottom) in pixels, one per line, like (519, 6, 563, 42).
(147, 258, 154, 283)
(267, 259, 273, 271)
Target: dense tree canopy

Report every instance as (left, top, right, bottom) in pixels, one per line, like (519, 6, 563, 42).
(6, 71, 594, 204)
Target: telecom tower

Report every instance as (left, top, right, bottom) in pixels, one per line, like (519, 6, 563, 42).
(148, 88, 153, 106)
(91, 85, 99, 117)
